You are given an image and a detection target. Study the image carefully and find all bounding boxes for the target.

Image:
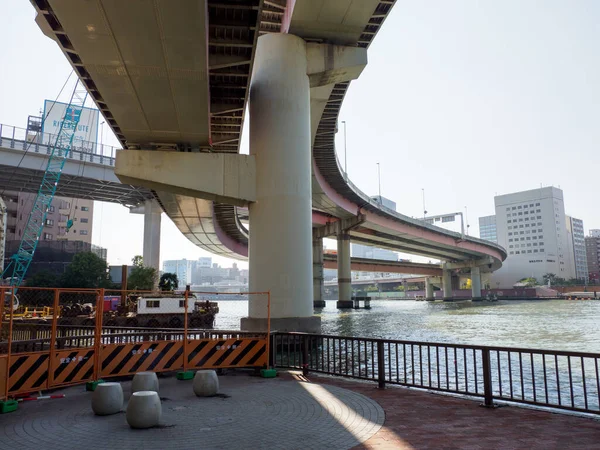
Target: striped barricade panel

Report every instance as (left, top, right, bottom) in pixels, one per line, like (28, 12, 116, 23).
(51, 349, 95, 387)
(100, 341, 183, 378)
(8, 352, 49, 395)
(186, 338, 267, 369)
(0, 356, 7, 400)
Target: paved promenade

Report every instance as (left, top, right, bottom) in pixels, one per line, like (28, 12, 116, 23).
(2, 370, 600, 449)
(297, 373, 600, 450)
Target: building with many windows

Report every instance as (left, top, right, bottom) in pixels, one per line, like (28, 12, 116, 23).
(491, 187, 575, 287)
(478, 215, 497, 243)
(3, 190, 93, 243)
(566, 216, 588, 283)
(586, 236, 600, 284)
(162, 259, 194, 288)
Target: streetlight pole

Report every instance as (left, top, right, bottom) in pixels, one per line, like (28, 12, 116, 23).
(376, 162, 381, 204)
(342, 120, 347, 180)
(422, 188, 427, 221)
(465, 206, 470, 236)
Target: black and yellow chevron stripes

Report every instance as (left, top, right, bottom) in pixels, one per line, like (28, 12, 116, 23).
(100, 341, 184, 378)
(186, 338, 267, 369)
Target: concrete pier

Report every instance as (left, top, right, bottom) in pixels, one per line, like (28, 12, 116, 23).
(243, 34, 320, 333)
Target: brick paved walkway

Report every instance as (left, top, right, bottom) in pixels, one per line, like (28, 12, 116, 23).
(2, 370, 600, 449)
(0, 372, 383, 450)
(284, 372, 600, 450)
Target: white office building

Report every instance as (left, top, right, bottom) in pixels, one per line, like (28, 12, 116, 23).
(492, 187, 575, 287)
(162, 259, 194, 288)
(590, 230, 600, 238)
(566, 216, 588, 283)
(478, 215, 497, 243)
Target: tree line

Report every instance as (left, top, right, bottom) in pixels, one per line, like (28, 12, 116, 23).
(25, 253, 179, 291)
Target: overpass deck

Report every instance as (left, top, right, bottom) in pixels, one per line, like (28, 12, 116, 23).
(0, 123, 152, 206)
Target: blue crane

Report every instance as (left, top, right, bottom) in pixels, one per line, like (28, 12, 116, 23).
(2, 78, 89, 291)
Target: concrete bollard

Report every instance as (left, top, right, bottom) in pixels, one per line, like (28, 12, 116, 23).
(126, 391, 161, 429)
(131, 371, 159, 393)
(91, 382, 123, 416)
(193, 370, 219, 397)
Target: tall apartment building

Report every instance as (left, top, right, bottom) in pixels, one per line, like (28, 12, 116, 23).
(3, 191, 93, 243)
(566, 216, 588, 283)
(492, 187, 574, 287)
(585, 236, 600, 284)
(162, 259, 194, 288)
(352, 195, 398, 261)
(478, 215, 497, 243)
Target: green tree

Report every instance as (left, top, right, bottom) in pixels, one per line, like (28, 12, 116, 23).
(543, 273, 557, 285)
(159, 272, 179, 291)
(127, 255, 157, 290)
(518, 277, 538, 287)
(25, 270, 60, 288)
(132, 255, 144, 267)
(61, 252, 110, 288)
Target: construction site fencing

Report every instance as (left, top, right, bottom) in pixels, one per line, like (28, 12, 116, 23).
(0, 287, 270, 400)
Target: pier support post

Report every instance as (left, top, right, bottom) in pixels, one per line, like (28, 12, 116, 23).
(442, 266, 453, 301)
(471, 266, 482, 301)
(313, 237, 325, 308)
(336, 232, 353, 308)
(425, 277, 434, 301)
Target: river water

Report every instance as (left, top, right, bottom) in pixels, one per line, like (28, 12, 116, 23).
(215, 299, 600, 353)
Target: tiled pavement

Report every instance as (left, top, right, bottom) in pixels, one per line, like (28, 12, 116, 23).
(0, 372, 383, 450)
(2, 370, 600, 449)
(287, 373, 600, 450)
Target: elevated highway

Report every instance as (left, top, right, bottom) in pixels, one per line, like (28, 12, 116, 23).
(30, 0, 506, 332)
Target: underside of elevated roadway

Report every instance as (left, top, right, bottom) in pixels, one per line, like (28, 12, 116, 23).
(31, 0, 506, 332)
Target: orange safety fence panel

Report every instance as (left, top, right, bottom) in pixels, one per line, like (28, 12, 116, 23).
(0, 356, 7, 400)
(186, 337, 268, 369)
(8, 352, 50, 395)
(99, 341, 183, 378)
(50, 349, 95, 388)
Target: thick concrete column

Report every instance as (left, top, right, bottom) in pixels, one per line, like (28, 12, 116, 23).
(313, 238, 325, 308)
(242, 34, 320, 333)
(442, 267, 453, 301)
(143, 199, 161, 273)
(337, 232, 353, 308)
(425, 278, 434, 301)
(471, 266, 482, 301)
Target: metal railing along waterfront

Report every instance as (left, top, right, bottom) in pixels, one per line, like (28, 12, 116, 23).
(271, 332, 600, 416)
(0, 123, 118, 166)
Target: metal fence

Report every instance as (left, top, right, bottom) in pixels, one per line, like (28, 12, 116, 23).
(0, 123, 117, 166)
(1, 287, 270, 399)
(272, 332, 600, 416)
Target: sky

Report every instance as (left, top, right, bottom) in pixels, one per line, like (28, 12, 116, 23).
(1, 1, 599, 269)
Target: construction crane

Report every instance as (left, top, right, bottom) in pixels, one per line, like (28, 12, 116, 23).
(2, 78, 89, 292)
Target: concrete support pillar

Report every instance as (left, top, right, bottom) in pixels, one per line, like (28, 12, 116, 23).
(313, 238, 325, 308)
(143, 200, 161, 274)
(425, 278, 434, 301)
(337, 232, 353, 308)
(471, 266, 482, 301)
(442, 267, 453, 301)
(242, 34, 320, 333)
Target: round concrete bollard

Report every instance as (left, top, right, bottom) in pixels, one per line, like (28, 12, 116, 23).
(91, 382, 123, 416)
(131, 371, 159, 393)
(193, 370, 219, 397)
(126, 391, 161, 429)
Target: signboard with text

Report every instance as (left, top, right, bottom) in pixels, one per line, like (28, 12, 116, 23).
(43, 99, 99, 151)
